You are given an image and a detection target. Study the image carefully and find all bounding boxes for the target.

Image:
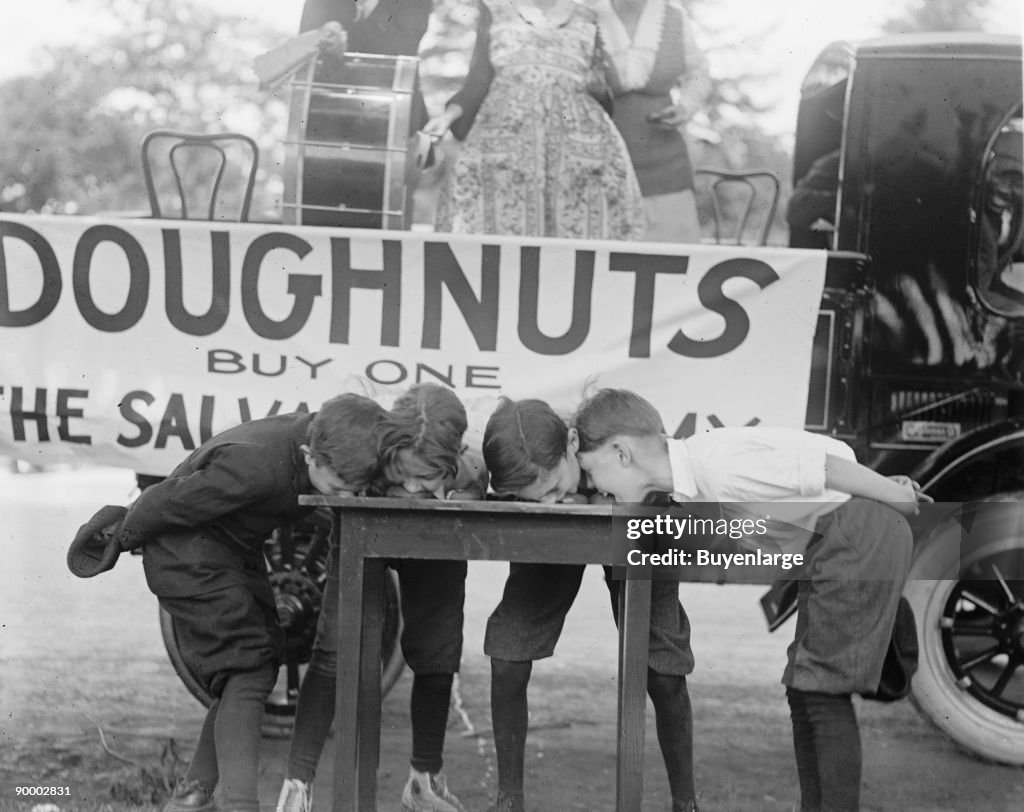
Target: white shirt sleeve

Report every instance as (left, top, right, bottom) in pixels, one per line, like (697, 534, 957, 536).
(685, 427, 856, 502)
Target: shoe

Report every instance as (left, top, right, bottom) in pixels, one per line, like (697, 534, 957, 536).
(401, 768, 467, 812)
(490, 790, 525, 812)
(671, 800, 700, 812)
(163, 779, 216, 812)
(276, 777, 312, 812)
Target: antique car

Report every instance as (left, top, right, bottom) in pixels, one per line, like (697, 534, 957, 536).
(794, 32, 1023, 764)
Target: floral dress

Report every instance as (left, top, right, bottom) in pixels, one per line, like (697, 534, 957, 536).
(437, 0, 645, 240)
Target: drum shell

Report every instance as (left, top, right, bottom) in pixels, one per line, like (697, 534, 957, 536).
(284, 53, 418, 229)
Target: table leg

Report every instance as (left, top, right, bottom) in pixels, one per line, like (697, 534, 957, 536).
(358, 558, 386, 810)
(334, 514, 365, 809)
(616, 576, 652, 811)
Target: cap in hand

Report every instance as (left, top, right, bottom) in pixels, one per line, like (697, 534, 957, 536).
(67, 505, 129, 578)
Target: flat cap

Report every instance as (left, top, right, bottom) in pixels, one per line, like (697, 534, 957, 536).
(67, 504, 129, 578)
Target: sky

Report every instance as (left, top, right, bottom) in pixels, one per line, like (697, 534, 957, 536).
(1, 0, 1021, 138)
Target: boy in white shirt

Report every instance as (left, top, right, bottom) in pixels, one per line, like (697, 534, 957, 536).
(573, 388, 927, 812)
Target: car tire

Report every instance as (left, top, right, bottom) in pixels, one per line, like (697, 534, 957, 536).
(904, 499, 1024, 765)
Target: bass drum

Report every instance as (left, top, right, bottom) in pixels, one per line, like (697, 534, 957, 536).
(283, 52, 419, 230)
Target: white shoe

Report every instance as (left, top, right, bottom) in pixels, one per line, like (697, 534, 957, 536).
(401, 768, 467, 812)
(276, 777, 312, 812)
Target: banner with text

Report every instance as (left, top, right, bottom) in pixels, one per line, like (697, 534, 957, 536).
(0, 215, 828, 475)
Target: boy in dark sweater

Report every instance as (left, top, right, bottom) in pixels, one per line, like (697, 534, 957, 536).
(107, 394, 385, 812)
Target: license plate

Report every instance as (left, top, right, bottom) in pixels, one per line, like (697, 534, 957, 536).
(900, 420, 962, 442)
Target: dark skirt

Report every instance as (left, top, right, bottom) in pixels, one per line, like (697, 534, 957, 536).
(612, 91, 695, 197)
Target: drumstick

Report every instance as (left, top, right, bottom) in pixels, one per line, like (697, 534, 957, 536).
(254, 26, 339, 91)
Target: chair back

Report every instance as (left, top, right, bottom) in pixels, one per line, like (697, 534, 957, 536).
(694, 169, 781, 246)
(141, 130, 259, 221)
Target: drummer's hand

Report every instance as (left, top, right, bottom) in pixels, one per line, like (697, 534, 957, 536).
(318, 21, 348, 56)
(422, 106, 462, 139)
(647, 104, 686, 130)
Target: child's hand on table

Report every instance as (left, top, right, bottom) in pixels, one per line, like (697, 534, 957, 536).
(886, 474, 933, 515)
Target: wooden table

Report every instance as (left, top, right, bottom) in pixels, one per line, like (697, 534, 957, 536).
(299, 496, 654, 812)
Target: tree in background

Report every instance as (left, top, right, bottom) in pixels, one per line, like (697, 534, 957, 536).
(882, 0, 994, 34)
(0, 0, 288, 217)
(681, 0, 793, 242)
(2, 0, 1002, 236)
(0, 0, 797, 239)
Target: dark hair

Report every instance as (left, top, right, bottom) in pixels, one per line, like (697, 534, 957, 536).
(377, 383, 467, 479)
(308, 394, 386, 485)
(483, 398, 567, 492)
(573, 389, 664, 453)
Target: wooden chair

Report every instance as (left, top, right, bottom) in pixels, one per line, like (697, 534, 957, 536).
(141, 130, 259, 221)
(694, 169, 781, 246)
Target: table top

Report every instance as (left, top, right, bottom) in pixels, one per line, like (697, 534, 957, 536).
(300, 494, 615, 515)
(299, 495, 786, 583)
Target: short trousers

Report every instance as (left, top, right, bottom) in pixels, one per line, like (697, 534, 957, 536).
(484, 563, 694, 676)
(315, 546, 466, 675)
(159, 581, 285, 698)
(783, 497, 913, 694)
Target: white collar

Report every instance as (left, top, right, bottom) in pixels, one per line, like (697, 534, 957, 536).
(596, 0, 666, 89)
(667, 437, 698, 499)
(513, 0, 579, 28)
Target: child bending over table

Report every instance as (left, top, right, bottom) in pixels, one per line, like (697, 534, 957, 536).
(278, 383, 487, 812)
(69, 394, 386, 812)
(572, 388, 929, 812)
(481, 397, 699, 812)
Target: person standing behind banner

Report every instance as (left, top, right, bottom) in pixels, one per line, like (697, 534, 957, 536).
(594, 0, 709, 242)
(299, 0, 432, 136)
(422, 0, 645, 240)
(300, 0, 431, 58)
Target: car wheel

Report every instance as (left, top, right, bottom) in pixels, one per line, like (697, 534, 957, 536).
(904, 499, 1024, 765)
